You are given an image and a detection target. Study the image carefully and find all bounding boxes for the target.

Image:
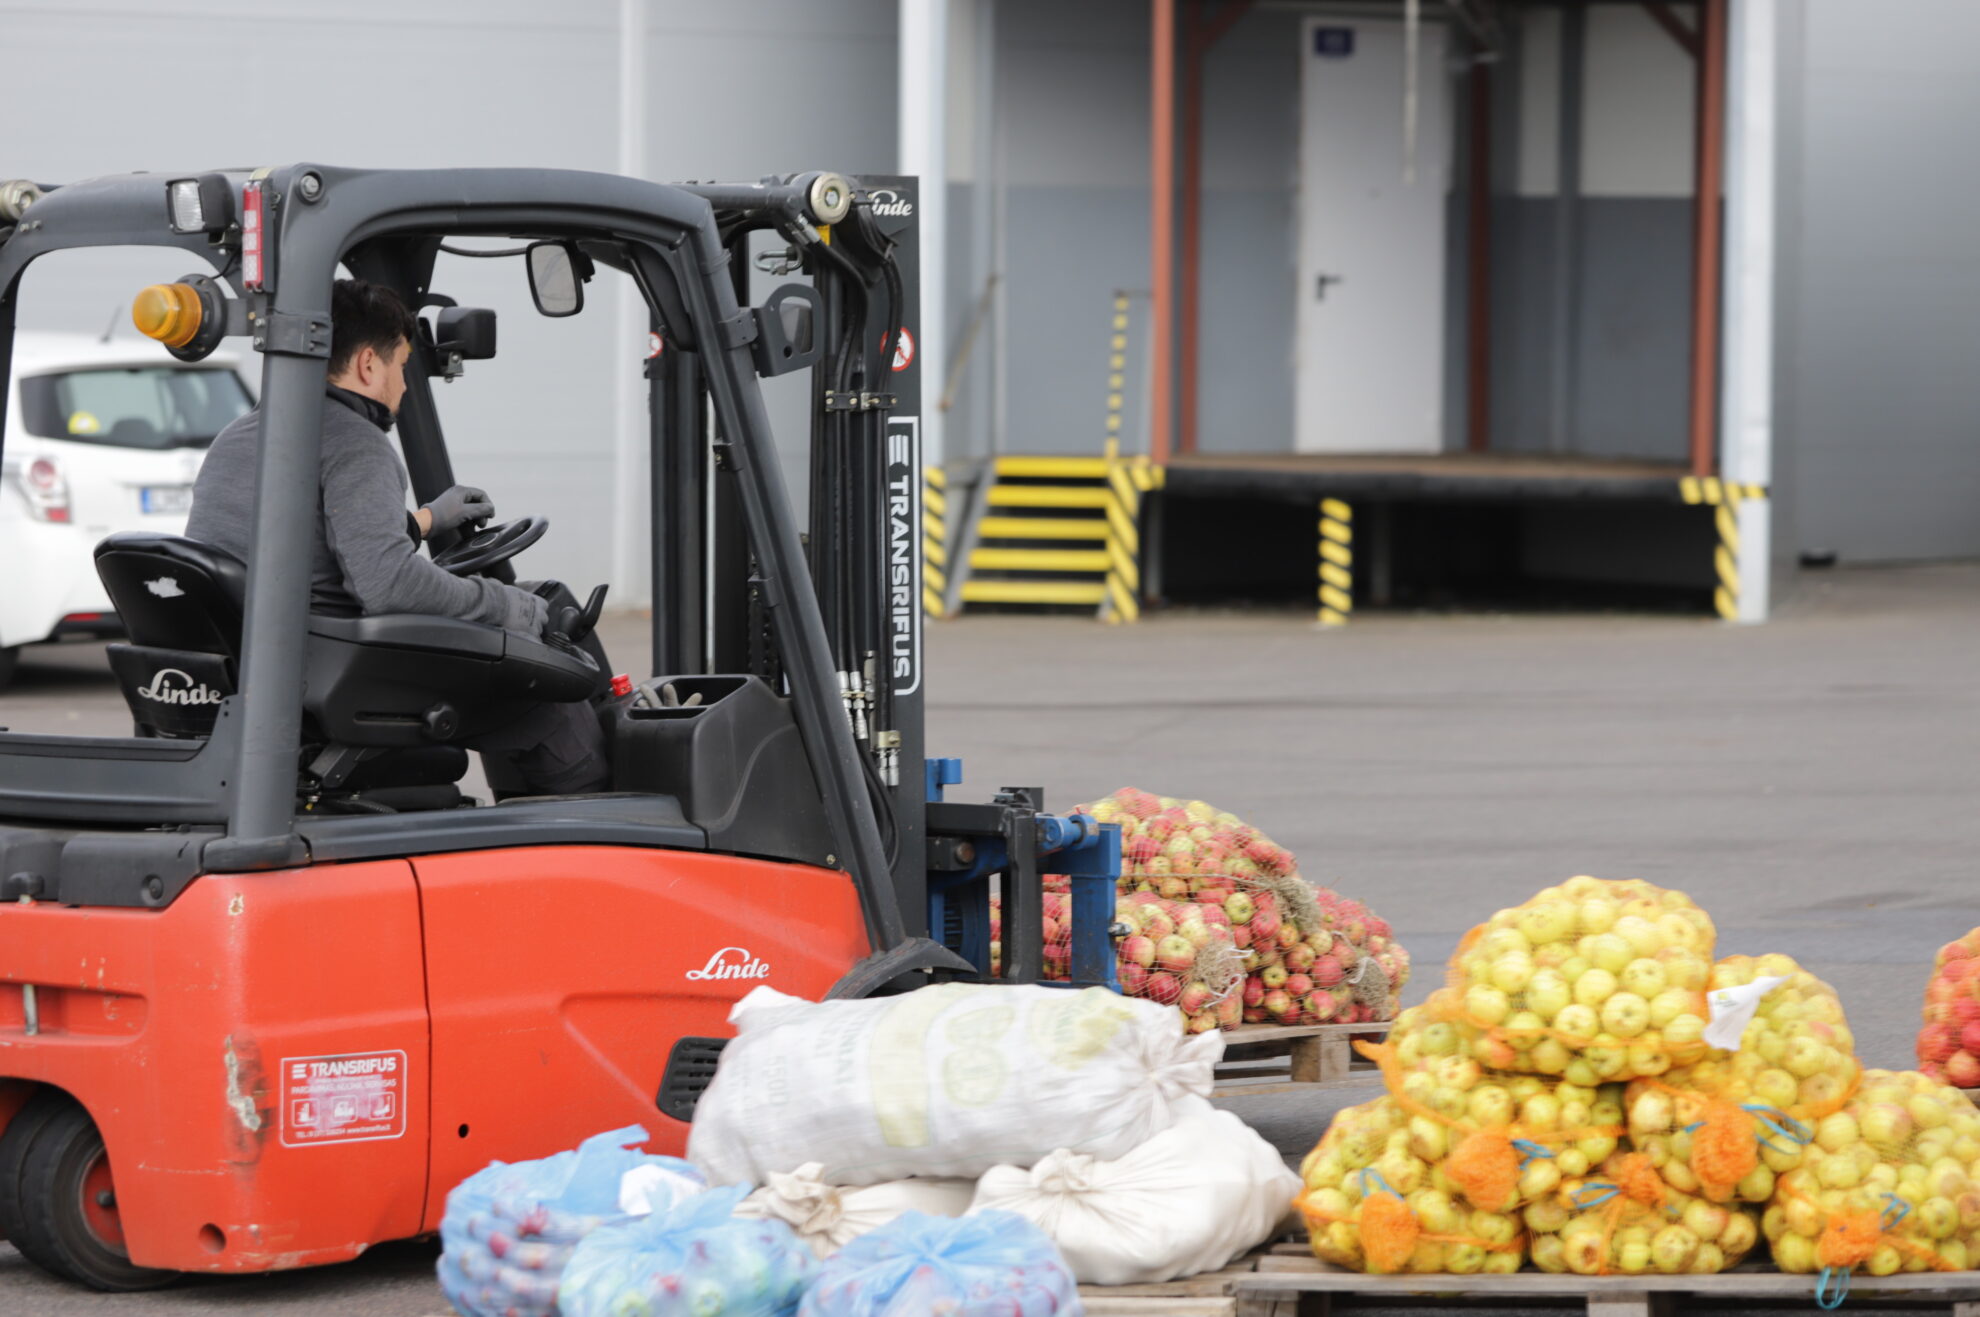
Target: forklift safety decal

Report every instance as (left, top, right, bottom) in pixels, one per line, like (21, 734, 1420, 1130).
(891, 326, 915, 373)
(886, 417, 923, 696)
(279, 1050, 408, 1148)
(685, 947, 771, 981)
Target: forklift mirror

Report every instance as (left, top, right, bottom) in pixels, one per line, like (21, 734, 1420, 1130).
(526, 241, 585, 317)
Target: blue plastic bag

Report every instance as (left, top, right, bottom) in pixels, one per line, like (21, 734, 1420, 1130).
(798, 1211, 1084, 1317)
(559, 1183, 814, 1317)
(439, 1125, 706, 1317)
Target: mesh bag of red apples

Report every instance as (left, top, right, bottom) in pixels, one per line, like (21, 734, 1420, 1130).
(990, 788, 1409, 1035)
(1297, 875, 1980, 1284)
(1915, 930, 1980, 1088)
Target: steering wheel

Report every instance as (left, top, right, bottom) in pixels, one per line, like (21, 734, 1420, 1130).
(431, 516, 548, 577)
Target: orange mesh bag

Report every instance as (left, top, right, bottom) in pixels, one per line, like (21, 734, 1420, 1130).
(1363, 1006, 1626, 1213)
(1076, 789, 1410, 1027)
(990, 889, 1245, 1033)
(1623, 953, 1861, 1205)
(1523, 1150, 1761, 1276)
(1428, 876, 1714, 1085)
(1296, 1095, 1524, 1275)
(1761, 1069, 1980, 1303)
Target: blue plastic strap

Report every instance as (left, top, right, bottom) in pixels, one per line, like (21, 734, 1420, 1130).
(1881, 1192, 1910, 1230)
(1817, 1266, 1851, 1309)
(1358, 1168, 1403, 1201)
(1741, 1103, 1814, 1146)
(1511, 1139, 1554, 1167)
(1570, 1182, 1619, 1209)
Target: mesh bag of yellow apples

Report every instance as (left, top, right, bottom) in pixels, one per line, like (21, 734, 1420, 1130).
(1296, 876, 1980, 1293)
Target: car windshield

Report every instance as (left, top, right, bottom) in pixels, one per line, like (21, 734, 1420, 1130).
(17, 366, 252, 450)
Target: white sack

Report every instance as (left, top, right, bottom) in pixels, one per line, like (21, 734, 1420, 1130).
(968, 1108, 1300, 1285)
(687, 983, 1220, 1187)
(734, 1163, 975, 1257)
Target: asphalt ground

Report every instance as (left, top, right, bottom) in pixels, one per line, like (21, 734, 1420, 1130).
(3, 562, 1979, 1311)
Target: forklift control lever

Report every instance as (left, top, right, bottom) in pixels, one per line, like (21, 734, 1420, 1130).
(553, 584, 609, 644)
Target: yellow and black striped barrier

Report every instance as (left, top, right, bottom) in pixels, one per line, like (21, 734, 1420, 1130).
(1101, 442, 1163, 624)
(1318, 498, 1353, 626)
(1679, 477, 1767, 621)
(923, 465, 948, 617)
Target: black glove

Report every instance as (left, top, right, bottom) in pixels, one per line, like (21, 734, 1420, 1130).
(423, 484, 494, 537)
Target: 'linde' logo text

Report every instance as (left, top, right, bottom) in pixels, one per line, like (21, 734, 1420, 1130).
(136, 668, 223, 706)
(686, 947, 771, 981)
(868, 188, 913, 218)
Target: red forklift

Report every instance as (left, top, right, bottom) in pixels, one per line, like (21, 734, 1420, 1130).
(0, 165, 1118, 1289)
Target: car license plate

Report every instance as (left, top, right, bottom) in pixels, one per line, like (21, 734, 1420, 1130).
(141, 485, 192, 515)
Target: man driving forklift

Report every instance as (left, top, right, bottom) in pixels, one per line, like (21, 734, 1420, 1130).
(185, 278, 610, 796)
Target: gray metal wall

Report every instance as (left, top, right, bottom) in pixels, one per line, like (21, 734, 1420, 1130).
(1776, 0, 1980, 563)
(1, 0, 897, 598)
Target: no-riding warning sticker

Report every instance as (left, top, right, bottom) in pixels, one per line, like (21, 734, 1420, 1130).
(279, 1050, 408, 1148)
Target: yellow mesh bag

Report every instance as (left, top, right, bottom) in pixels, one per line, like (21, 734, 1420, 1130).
(1524, 1150, 1762, 1276)
(1623, 954, 1861, 1205)
(1296, 1095, 1525, 1275)
(1427, 876, 1715, 1085)
(1761, 1069, 1980, 1302)
(1362, 1006, 1626, 1213)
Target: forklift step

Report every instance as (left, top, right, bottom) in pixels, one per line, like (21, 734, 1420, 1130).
(987, 485, 1112, 510)
(960, 579, 1109, 606)
(975, 516, 1111, 541)
(968, 547, 1112, 573)
(994, 455, 1111, 479)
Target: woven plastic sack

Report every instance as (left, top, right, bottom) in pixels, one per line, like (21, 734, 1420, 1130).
(438, 1125, 705, 1317)
(989, 891, 1246, 1032)
(1523, 1149, 1761, 1276)
(1428, 876, 1714, 1084)
(687, 983, 1220, 1187)
(797, 1210, 1082, 1317)
(1761, 1068, 1980, 1297)
(1360, 1005, 1625, 1214)
(1623, 953, 1860, 1205)
(1916, 928, 1980, 1087)
(970, 1108, 1300, 1285)
(1295, 1094, 1525, 1275)
(736, 1165, 977, 1259)
(559, 1184, 811, 1317)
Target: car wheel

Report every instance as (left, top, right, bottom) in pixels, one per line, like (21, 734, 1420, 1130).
(0, 646, 18, 693)
(8, 1098, 174, 1291)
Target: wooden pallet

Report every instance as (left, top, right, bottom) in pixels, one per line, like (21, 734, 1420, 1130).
(1229, 1246, 1980, 1316)
(1213, 1021, 1391, 1097)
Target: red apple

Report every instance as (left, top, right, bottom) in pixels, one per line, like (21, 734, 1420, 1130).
(1305, 991, 1338, 1021)
(1243, 977, 1266, 1008)
(1117, 962, 1151, 995)
(1312, 954, 1345, 987)
(1261, 965, 1289, 989)
(1263, 989, 1295, 1021)
(1155, 935, 1197, 974)
(1243, 1006, 1268, 1023)
(1286, 942, 1318, 973)
(1948, 1050, 1980, 1088)
(1143, 972, 1183, 1006)
(1958, 1021, 1980, 1058)
(1284, 973, 1314, 999)
(1215, 994, 1243, 1029)
(1121, 935, 1156, 969)
(1178, 981, 1214, 1015)
(1920, 1023, 1958, 1064)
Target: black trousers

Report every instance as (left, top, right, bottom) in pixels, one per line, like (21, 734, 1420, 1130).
(466, 580, 613, 797)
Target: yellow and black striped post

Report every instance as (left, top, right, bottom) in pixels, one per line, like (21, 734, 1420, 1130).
(1100, 446, 1163, 624)
(1680, 476, 1766, 621)
(1318, 498, 1353, 626)
(923, 466, 948, 617)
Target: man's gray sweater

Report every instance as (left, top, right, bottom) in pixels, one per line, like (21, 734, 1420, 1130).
(186, 393, 548, 635)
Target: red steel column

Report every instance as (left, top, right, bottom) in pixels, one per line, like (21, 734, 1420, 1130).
(1179, 4, 1204, 455)
(1688, 0, 1727, 477)
(1150, 0, 1177, 463)
(1465, 60, 1492, 453)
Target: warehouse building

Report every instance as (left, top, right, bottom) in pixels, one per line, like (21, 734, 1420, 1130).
(6, 0, 1978, 620)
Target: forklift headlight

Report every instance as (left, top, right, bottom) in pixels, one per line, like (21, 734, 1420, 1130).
(132, 281, 205, 349)
(165, 174, 237, 235)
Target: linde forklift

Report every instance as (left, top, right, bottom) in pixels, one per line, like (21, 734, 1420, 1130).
(0, 165, 1119, 1289)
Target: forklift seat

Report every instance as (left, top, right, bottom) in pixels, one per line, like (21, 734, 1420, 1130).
(94, 532, 490, 804)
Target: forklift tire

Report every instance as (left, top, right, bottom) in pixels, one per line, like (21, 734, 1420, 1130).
(0, 645, 17, 693)
(7, 1098, 173, 1291)
(0, 1089, 70, 1244)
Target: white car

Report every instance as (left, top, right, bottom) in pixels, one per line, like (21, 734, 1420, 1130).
(0, 332, 254, 689)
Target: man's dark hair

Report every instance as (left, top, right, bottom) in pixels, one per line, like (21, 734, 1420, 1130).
(328, 278, 418, 377)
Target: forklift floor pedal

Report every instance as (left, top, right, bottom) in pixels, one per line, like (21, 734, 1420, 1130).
(655, 1036, 729, 1123)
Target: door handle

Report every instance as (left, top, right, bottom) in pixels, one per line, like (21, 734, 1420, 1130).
(1315, 274, 1344, 301)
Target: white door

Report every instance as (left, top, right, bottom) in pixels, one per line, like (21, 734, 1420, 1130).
(1295, 18, 1453, 453)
